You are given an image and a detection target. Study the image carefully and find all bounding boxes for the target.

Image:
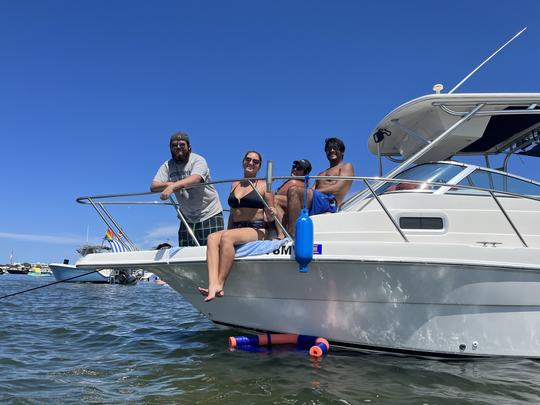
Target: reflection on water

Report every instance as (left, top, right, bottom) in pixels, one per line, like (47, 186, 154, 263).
(1, 274, 539, 404)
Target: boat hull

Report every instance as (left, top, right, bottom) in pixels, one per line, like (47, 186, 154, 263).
(149, 258, 540, 358)
(6, 269, 29, 275)
(49, 263, 111, 283)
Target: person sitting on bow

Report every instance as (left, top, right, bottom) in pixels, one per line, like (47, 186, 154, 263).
(198, 150, 276, 301)
(272, 159, 312, 239)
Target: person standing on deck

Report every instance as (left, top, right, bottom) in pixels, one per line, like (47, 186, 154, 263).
(151, 131, 224, 246)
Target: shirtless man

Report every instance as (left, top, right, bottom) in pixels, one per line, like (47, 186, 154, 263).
(269, 159, 312, 239)
(286, 138, 354, 236)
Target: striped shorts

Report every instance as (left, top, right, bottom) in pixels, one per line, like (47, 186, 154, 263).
(178, 211, 224, 247)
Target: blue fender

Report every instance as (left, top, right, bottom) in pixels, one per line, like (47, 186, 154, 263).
(295, 208, 313, 273)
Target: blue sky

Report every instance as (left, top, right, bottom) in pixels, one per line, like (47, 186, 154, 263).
(1, 1, 539, 263)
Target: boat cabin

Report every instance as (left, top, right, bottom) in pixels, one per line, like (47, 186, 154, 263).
(343, 93, 540, 211)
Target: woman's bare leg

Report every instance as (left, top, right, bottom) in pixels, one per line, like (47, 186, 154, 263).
(205, 227, 265, 301)
(200, 231, 224, 296)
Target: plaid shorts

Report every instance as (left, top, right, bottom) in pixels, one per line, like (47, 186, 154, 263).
(178, 211, 224, 247)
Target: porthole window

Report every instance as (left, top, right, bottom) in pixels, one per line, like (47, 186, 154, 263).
(399, 217, 444, 230)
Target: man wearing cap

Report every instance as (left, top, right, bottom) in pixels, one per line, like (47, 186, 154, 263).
(272, 159, 312, 239)
(150, 131, 224, 247)
(276, 159, 312, 197)
(286, 137, 354, 237)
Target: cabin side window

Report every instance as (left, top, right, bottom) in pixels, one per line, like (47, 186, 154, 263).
(399, 217, 444, 230)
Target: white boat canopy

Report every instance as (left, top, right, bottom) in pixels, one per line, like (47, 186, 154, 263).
(368, 93, 540, 163)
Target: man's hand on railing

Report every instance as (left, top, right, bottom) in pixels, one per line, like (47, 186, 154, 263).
(160, 184, 178, 200)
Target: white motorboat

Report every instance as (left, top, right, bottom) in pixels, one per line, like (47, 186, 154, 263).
(49, 262, 114, 283)
(50, 244, 139, 284)
(77, 92, 540, 357)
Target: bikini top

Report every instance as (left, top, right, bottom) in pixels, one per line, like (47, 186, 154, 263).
(228, 182, 265, 209)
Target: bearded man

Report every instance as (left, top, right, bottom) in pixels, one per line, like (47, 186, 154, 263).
(151, 131, 224, 246)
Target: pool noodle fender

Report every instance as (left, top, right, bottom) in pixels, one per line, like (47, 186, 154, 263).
(309, 338, 330, 357)
(229, 335, 260, 348)
(229, 334, 329, 357)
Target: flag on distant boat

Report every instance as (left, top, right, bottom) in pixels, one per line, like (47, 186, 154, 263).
(104, 228, 128, 252)
(108, 239, 127, 253)
(105, 228, 115, 241)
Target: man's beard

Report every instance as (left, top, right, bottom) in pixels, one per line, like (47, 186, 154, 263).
(172, 151, 190, 163)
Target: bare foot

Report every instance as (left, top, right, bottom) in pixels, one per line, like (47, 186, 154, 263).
(198, 287, 209, 296)
(204, 289, 224, 302)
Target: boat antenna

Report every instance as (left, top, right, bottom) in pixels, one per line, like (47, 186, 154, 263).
(448, 26, 527, 94)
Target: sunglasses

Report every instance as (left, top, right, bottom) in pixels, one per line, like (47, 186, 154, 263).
(171, 142, 188, 149)
(244, 157, 260, 165)
(325, 145, 340, 152)
(292, 164, 302, 170)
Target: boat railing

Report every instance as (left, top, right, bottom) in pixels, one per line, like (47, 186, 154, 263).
(76, 174, 540, 250)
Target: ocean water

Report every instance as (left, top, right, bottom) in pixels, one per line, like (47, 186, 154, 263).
(1, 274, 539, 404)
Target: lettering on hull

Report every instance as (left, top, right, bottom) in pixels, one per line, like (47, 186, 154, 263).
(271, 244, 322, 256)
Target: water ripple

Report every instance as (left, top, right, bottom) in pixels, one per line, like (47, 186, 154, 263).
(1, 274, 540, 403)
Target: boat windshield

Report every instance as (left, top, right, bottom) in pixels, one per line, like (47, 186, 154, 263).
(379, 163, 465, 193)
(457, 169, 540, 196)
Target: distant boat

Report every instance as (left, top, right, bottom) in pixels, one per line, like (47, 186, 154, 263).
(28, 265, 52, 277)
(5, 251, 30, 274)
(50, 244, 139, 284)
(139, 271, 163, 284)
(49, 262, 114, 283)
(7, 263, 30, 275)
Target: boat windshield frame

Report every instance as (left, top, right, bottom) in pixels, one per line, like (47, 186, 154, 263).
(375, 161, 540, 197)
(375, 162, 468, 194)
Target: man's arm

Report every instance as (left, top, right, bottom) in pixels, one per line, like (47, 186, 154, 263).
(151, 163, 171, 192)
(158, 174, 204, 200)
(150, 180, 172, 193)
(277, 179, 305, 196)
(314, 163, 355, 196)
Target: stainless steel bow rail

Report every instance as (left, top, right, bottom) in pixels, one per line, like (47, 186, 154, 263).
(76, 177, 292, 248)
(76, 174, 540, 249)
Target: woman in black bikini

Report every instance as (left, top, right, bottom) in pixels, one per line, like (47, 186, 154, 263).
(198, 150, 275, 301)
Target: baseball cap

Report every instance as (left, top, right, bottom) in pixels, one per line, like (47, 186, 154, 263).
(170, 131, 190, 145)
(292, 159, 312, 174)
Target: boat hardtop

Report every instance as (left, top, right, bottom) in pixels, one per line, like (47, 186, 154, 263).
(368, 93, 540, 163)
